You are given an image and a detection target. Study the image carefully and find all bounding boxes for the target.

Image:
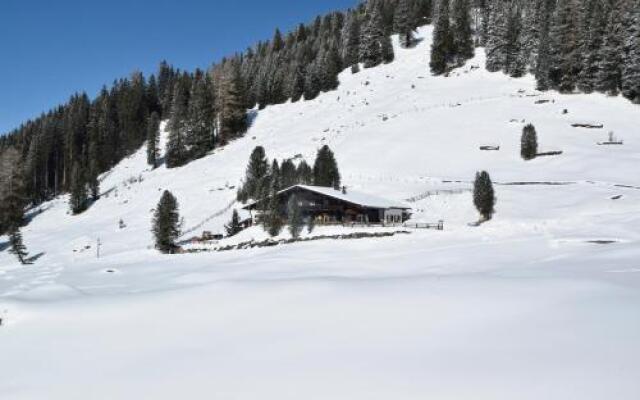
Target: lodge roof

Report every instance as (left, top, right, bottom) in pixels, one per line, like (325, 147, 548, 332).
(244, 185, 412, 210)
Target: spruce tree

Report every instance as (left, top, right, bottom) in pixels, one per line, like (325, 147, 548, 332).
(147, 111, 161, 168)
(430, 0, 454, 75)
(505, 4, 527, 78)
(485, 2, 508, 73)
(343, 12, 361, 70)
(304, 63, 322, 100)
(621, 2, 640, 102)
(270, 159, 281, 191)
(577, 0, 608, 93)
(70, 161, 88, 215)
(548, 0, 581, 93)
(394, 0, 415, 48)
(313, 145, 341, 188)
(361, 2, 384, 68)
(152, 190, 181, 254)
(280, 159, 298, 189)
(597, 1, 625, 95)
(0, 148, 27, 233)
(521, 124, 539, 160)
(451, 0, 474, 64)
(473, 171, 496, 221)
(242, 146, 270, 201)
(381, 33, 395, 64)
(166, 81, 189, 168)
(287, 195, 304, 239)
(187, 74, 215, 159)
(218, 69, 248, 144)
(9, 227, 29, 265)
(535, 0, 554, 90)
(296, 160, 313, 185)
(225, 209, 243, 237)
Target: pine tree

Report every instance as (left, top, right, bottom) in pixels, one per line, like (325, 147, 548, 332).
(8, 227, 29, 265)
(218, 69, 247, 144)
(0, 148, 27, 234)
(361, 2, 384, 68)
(451, 0, 474, 64)
(505, 4, 527, 78)
(621, 1, 640, 102)
(152, 190, 181, 254)
(291, 61, 307, 102)
(313, 145, 341, 188)
(304, 63, 322, 101)
(548, 0, 581, 93)
(287, 195, 304, 239)
(577, 0, 608, 93)
(147, 111, 160, 168)
(521, 123, 539, 160)
(535, 0, 554, 90)
(280, 159, 298, 189)
(69, 161, 88, 215)
(189, 73, 216, 159)
(272, 28, 285, 52)
(225, 209, 243, 237)
(322, 44, 343, 91)
(381, 33, 395, 63)
(430, 0, 454, 75)
(166, 81, 189, 168)
(473, 171, 496, 221)
(296, 160, 313, 185)
(485, 2, 508, 73)
(270, 159, 281, 191)
(343, 12, 361, 69)
(597, 1, 625, 95)
(394, 0, 415, 48)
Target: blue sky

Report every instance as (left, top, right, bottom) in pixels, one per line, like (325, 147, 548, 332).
(0, 0, 358, 135)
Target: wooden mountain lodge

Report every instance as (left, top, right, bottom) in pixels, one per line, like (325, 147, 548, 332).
(243, 185, 412, 225)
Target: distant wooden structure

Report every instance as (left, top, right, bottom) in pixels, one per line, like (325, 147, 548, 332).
(479, 145, 500, 151)
(571, 123, 603, 129)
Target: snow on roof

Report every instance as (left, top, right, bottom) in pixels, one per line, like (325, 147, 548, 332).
(245, 185, 411, 210)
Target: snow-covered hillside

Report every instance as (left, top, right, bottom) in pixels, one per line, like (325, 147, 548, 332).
(1, 26, 640, 399)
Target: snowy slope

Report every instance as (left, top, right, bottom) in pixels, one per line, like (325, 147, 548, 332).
(1, 26, 640, 399)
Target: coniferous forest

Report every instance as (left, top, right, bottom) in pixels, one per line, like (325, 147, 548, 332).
(1, 0, 639, 234)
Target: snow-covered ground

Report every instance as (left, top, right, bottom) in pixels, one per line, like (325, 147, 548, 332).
(1, 26, 640, 399)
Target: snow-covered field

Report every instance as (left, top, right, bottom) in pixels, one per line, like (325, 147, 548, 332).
(1, 26, 640, 399)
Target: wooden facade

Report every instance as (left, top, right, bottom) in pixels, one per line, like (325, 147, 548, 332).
(244, 185, 412, 225)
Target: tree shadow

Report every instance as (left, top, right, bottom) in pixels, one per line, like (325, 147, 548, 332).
(25, 252, 46, 264)
(246, 110, 259, 129)
(23, 204, 53, 225)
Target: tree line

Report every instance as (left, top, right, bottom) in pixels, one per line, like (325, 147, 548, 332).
(431, 0, 640, 103)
